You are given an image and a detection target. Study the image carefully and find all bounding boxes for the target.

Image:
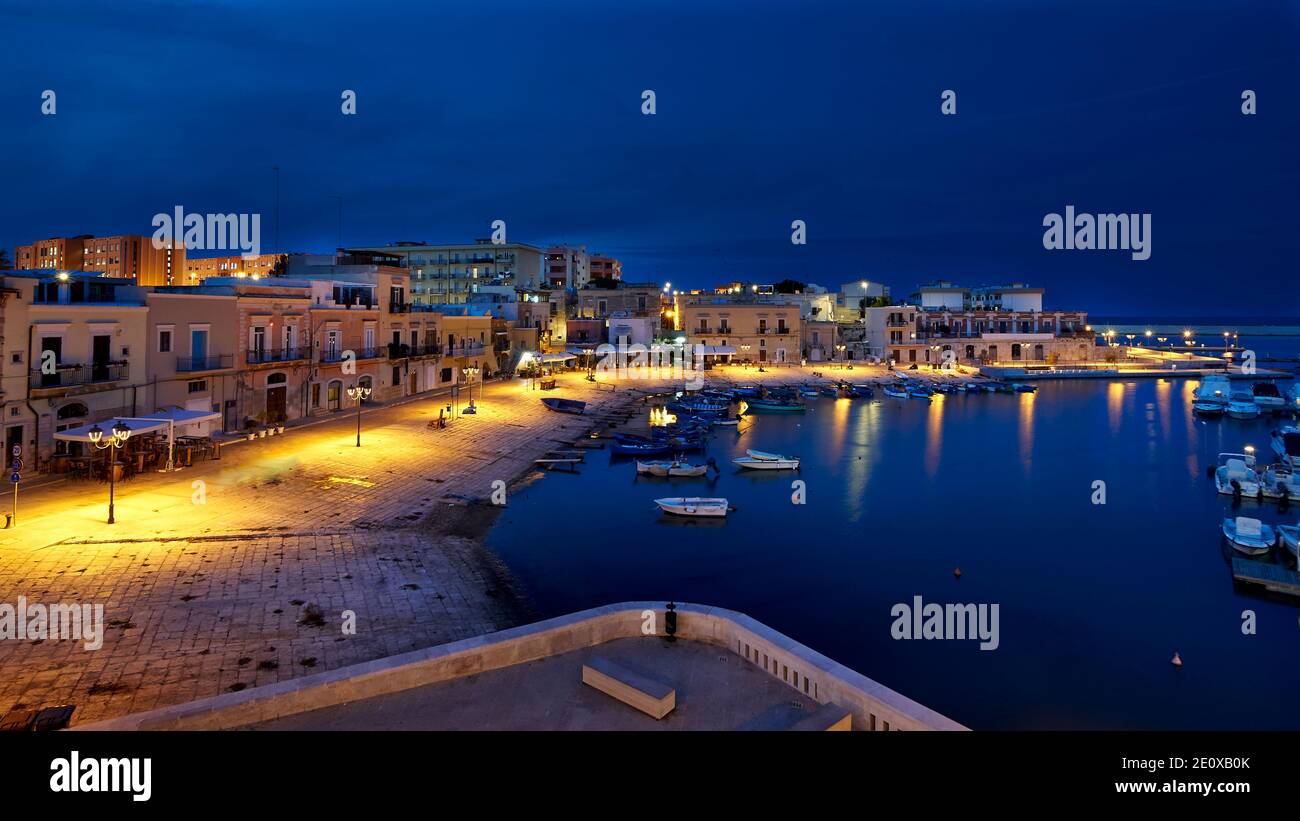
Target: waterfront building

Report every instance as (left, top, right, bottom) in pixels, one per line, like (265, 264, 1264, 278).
(345, 240, 545, 304)
(517, 289, 568, 351)
(678, 292, 802, 365)
(0, 271, 148, 467)
(911, 282, 1090, 365)
(802, 319, 839, 363)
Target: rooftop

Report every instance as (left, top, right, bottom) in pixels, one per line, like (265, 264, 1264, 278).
(253, 636, 820, 731)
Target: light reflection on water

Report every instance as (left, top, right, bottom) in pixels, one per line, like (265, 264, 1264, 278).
(488, 377, 1300, 730)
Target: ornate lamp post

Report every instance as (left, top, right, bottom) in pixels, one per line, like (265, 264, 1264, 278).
(463, 365, 481, 402)
(88, 421, 132, 524)
(347, 383, 372, 447)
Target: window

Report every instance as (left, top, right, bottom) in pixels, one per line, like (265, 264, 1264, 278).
(391, 366, 400, 384)
(311, 383, 321, 407)
(188, 380, 207, 394)
(158, 329, 172, 353)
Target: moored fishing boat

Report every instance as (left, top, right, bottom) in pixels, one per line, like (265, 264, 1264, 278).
(743, 398, 806, 414)
(636, 458, 716, 477)
(1260, 463, 1300, 500)
(820, 385, 841, 397)
(883, 385, 908, 399)
(1011, 383, 1037, 393)
(731, 385, 762, 398)
(655, 497, 730, 517)
(1215, 452, 1261, 497)
(1271, 426, 1300, 468)
(1227, 391, 1261, 420)
(540, 397, 587, 414)
(1194, 374, 1232, 404)
(1222, 516, 1276, 557)
(733, 454, 800, 470)
(1193, 400, 1226, 418)
(1252, 382, 1285, 411)
(1278, 521, 1300, 559)
(847, 384, 874, 398)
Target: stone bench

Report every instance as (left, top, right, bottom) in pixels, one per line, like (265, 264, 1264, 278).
(581, 657, 675, 719)
(789, 702, 852, 731)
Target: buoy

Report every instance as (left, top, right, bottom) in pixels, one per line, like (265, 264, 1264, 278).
(953, 567, 962, 578)
(1171, 652, 1182, 667)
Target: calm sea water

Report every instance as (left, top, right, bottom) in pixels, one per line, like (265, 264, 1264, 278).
(487, 376, 1300, 730)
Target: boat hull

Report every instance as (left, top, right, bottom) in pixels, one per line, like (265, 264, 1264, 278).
(654, 497, 728, 517)
(733, 456, 799, 470)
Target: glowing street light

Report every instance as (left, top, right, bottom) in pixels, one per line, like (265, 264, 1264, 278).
(88, 421, 132, 524)
(346, 383, 372, 446)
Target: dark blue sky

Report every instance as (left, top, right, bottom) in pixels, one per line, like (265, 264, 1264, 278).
(2, 0, 1297, 315)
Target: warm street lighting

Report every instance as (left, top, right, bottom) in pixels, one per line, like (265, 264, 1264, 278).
(347, 383, 372, 446)
(88, 421, 132, 524)
(463, 365, 482, 403)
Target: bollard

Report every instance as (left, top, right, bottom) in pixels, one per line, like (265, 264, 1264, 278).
(665, 601, 677, 642)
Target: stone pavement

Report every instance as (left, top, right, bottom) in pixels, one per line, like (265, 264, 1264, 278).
(0, 365, 896, 724)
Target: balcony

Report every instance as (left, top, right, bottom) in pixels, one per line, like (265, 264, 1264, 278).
(246, 347, 306, 365)
(176, 354, 235, 372)
(389, 303, 411, 313)
(30, 361, 129, 390)
(446, 342, 487, 358)
(319, 346, 383, 363)
(387, 342, 443, 359)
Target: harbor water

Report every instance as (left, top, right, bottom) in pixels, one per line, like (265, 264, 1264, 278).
(487, 374, 1300, 730)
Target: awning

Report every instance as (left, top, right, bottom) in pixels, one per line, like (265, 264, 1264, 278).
(698, 345, 736, 355)
(538, 353, 577, 363)
(54, 409, 221, 442)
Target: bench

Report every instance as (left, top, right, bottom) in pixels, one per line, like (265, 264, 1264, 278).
(789, 702, 852, 731)
(581, 657, 676, 719)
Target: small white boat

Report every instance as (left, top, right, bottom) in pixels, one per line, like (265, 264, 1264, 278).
(1278, 522, 1299, 559)
(746, 449, 787, 461)
(1252, 382, 1286, 411)
(1222, 516, 1276, 557)
(1260, 463, 1300, 500)
(1227, 391, 1261, 419)
(654, 497, 729, 517)
(1194, 374, 1232, 404)
(733, 455, 800, 470)
(1272, 426, 1300, 469)
(1215, 452, 1261, 497)
(712, 418, 740, 427)
(637, 459, 712, 478)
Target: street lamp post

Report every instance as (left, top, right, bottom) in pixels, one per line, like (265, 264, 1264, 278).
(347, 383, 371, 446)
(88, 421, 132, 524)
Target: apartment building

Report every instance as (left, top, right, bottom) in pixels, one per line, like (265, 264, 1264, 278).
(575, 282, 661, 319)
(16, 235, 185, 285)
(589, 254, 622, 281)
(345, 240, 544, 304)
(678, 294, 802, 364)
(544, 245, 590, 290)
(0, 271, 148, 467)
(184, 253, 284, 283)
(14, 236, 90, 271)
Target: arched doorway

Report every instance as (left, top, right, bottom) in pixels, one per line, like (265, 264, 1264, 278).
(1011, 343, 1022, 360)
(266, 372, 288, 422)
(327, 379, 343, 411)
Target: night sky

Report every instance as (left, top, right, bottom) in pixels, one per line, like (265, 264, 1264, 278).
(1, 0, 1297, 315)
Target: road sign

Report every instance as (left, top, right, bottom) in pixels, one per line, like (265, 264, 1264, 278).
(10, 457, 21, 472)
(10, 445, 19, 457)
(10, 473, 20, 484)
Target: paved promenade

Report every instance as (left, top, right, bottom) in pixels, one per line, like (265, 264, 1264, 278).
(0, 364, 896, 724)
